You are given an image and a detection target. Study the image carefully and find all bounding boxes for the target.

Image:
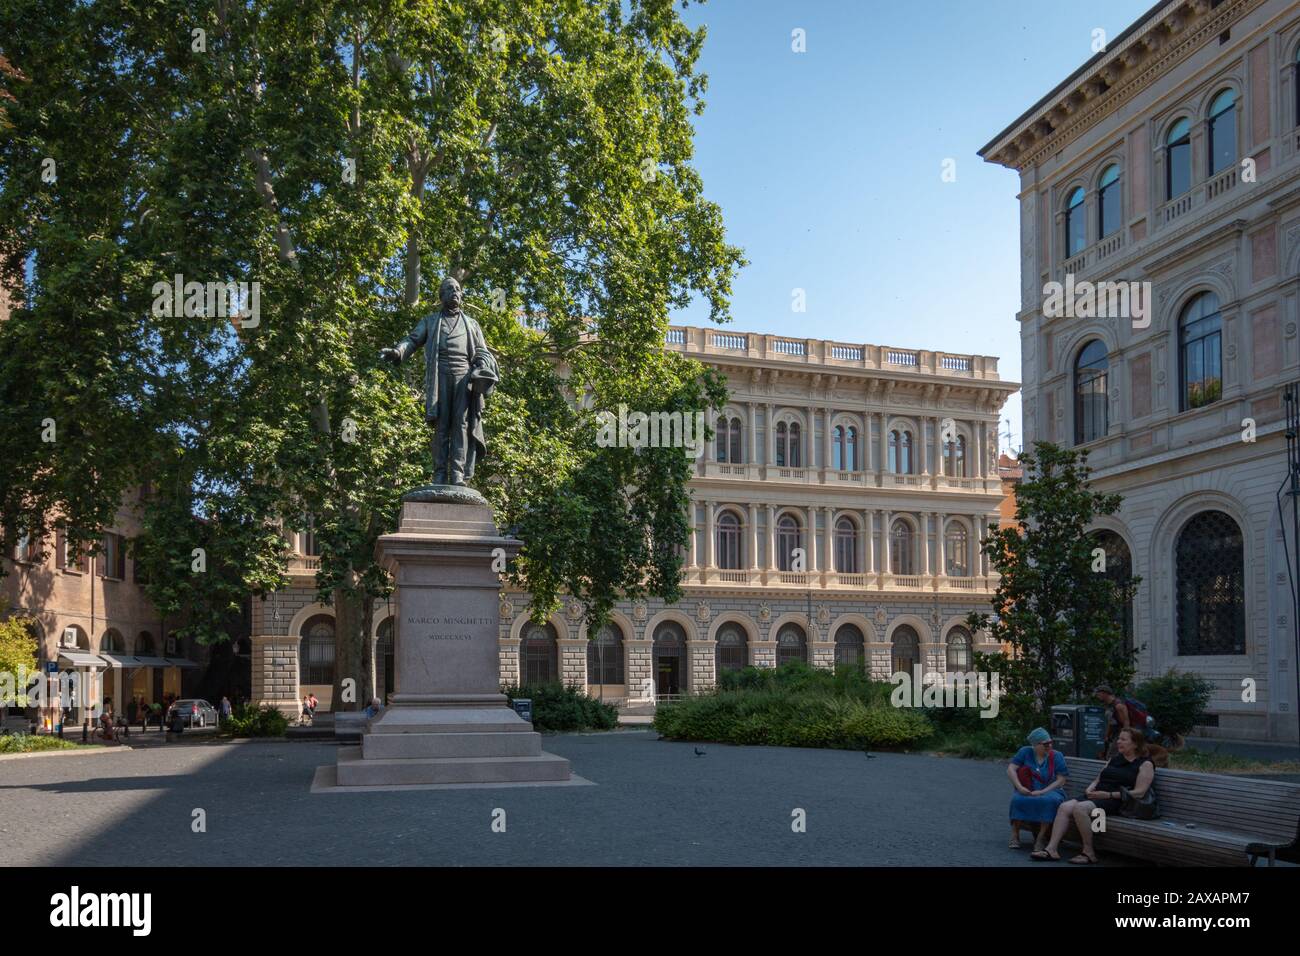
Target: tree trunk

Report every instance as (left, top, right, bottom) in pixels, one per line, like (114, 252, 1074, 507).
(332, 575, 365, 712)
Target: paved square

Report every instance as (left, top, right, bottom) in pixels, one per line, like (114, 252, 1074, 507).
(0, 731, 1113, 866)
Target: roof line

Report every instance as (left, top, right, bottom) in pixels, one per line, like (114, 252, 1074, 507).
(978, 0, 1174, 159)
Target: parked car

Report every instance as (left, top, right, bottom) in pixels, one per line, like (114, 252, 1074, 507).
(166, 699, 218, 729)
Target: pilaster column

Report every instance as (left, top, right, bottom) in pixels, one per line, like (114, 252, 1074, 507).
(766, 402, 775, 466)
(824, 405, 833, 470)
(806, 506, 817, 572)
(688, 501, 698, 567)
(823, 506, 835, 573)
(746, 402, 756, 465)
(748, 503, 760, 570)
(864, 510, 874, 574)
(704, 499, 715, 570)
(921, 418, 932, 476)
(932, 416, 942, 478)
(766, 504, 777, 571)
(879, 413, 889, 477)
(882, 510, 892, 574)
(919, 513, 930, 578)
(938, 512, 947, 578)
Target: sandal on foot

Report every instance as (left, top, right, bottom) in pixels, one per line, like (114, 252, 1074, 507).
(1030, 850, 1059, 861)
(1009, 840, 1022, 849)
(1069, 853, 1098, 865)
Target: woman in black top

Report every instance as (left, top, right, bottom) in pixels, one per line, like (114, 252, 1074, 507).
(1031, 727, 1156, 864)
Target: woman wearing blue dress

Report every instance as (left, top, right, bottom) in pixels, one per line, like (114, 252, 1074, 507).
(1006, 727, 1069, 851)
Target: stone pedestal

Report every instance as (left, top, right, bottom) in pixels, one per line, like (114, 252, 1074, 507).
(324, 496, 575, 789)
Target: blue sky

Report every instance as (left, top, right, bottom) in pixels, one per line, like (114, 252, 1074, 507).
(670, 0, 1155, 454)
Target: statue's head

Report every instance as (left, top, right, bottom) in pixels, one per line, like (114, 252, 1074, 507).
(439, 277, 463, 311)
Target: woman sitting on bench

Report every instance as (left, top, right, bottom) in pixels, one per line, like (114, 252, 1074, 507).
(1033, 727, 1156, 864)
(1007, 727, 1070, 852)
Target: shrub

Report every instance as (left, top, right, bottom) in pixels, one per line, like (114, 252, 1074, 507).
(502, 683, 618, 732)
(221, 703, 289, 738)
(654, 688, 932, 751)
(0, 733, 81, 754)
(1134, 670, 1214, 740)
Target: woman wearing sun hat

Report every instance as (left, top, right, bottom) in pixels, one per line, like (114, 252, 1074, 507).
(1007, 727, 1070, 852)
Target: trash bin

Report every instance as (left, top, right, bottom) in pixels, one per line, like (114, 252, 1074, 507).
(1050, 704, 1106, 758)
(512, 698, 533, 723)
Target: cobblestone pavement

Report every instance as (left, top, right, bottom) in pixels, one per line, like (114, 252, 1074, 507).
(0, 731, 1127, 866)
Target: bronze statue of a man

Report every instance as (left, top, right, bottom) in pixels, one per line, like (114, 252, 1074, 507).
(380, 277, 498, 486)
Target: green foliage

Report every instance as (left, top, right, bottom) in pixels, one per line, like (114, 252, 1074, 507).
(502, 683, 618, 732)
(0, 0, 743, 713)
(220, 703, 289, 738)
(1134, 670, 1214, 739)
(0, 733, 81, 754)
(0, 599, 39, 706)
(655, 662, 932, 750)
(967, 442, 1138, 713)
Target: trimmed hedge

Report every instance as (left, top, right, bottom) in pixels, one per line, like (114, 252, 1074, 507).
(503, 683, 619, 732)
(654, 662, 932, 750)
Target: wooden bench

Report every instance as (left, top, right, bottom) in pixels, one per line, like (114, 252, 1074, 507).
(1058, 756, 1300, 866)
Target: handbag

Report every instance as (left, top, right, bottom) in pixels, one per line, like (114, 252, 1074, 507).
(1120, 784, 1160, 820)
(1017, 750, 1056, 792)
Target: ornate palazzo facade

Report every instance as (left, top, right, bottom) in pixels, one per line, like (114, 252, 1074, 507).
(983, 0, 1300, 740)
(249, 325, 1017, 713)
(496, 326, 1018, 702)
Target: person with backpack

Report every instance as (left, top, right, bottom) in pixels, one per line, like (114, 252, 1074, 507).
(1006, 727, 1070, 852)
(1093, 684, 1152, 757)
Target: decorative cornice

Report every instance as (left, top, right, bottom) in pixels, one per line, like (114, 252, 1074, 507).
(983, 0, 1263, 172)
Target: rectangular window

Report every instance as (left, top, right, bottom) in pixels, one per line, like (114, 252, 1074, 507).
(99, 533, 126, 579)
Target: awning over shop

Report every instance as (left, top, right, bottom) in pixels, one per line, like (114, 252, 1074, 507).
(164, 657, 199, 670)
(98, 653, 142, 669)
(132, 656, 173, 668)
(57, 651, 107, 669)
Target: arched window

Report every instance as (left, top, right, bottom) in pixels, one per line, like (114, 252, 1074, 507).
(891, 625, 920, 675)
(945, 524, 969, 577)
(1074, 339, 1109, 444)
(1179, 292, 1222, 410)
(1065, 186, 1086, 257)
(716, 511, 742, 570)
(376, 618, 394, 703)
(889, 429, 913, 473)
(775, 421, 787, 467)
(834, 517, 858, 573)
(1166, 117, 1192, 199)
(776, 623, 807, 667)
(1207, 89, 1236, 176)
(944, 435, 966, 476)
(1289, 46, 1300, 128)
(834, 624, 865, 671)
(136, 631, 155, 656)
(521, 622, 559, 686)
(299, 615, 335, 686)
(890, 519, 915, 575)
(101, 629, 124, 654)
(833, 425, 846, 471)
(846, 426, 858, 471)
(1098, 164, 1121, 238)
(716, 415, 743, 463)
(715, 622, 748, 674)
(587, 623, 624, 686)
(1176, 511, 1245, 655)
(777, 515, 802, 572)
(653, 621, 686, 696)
(787, 422, 802, 467)
(946, 627, 972, 671)
(1092, 530, 1134, 657)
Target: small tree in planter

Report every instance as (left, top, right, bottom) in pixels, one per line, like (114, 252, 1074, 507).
(1134, 670, 1213, 748)
(967, 442, 1140, 721)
